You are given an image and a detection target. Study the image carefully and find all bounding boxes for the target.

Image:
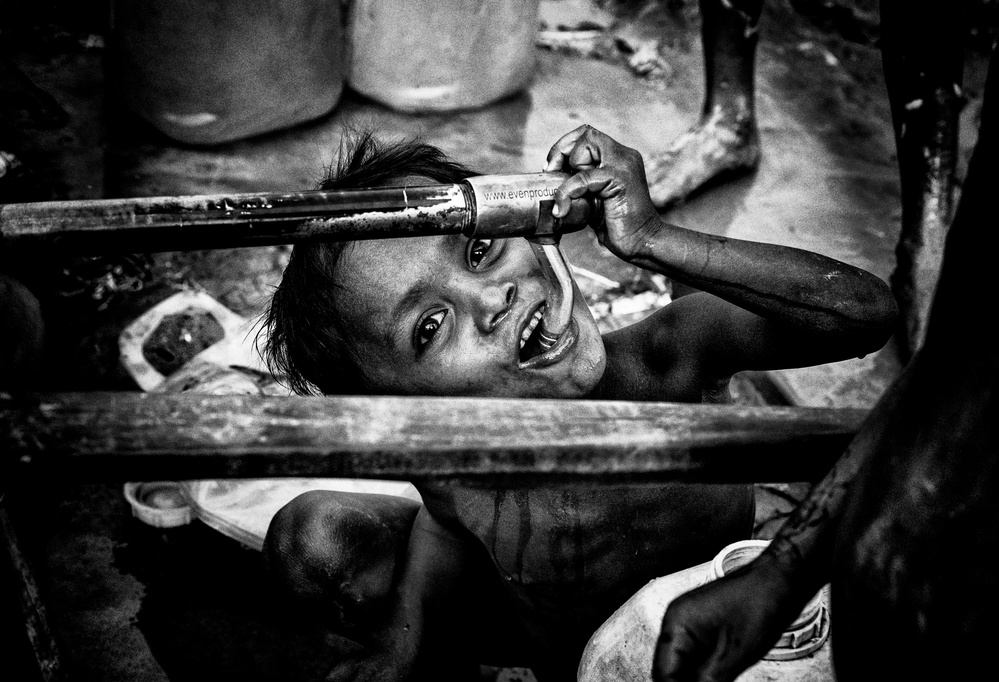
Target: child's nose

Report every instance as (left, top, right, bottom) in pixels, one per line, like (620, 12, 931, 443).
(472, 281, 516, 333)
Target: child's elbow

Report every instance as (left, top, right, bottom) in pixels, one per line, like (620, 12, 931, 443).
(850, 288, 900, 356)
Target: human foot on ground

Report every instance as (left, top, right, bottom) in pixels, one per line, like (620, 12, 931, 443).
(646, 103, 760, 209)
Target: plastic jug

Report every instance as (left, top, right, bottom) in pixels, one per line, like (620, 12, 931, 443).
(108, 0, 347, 145)
(578, 540, 834, 682)
(348, 0, 540, 112)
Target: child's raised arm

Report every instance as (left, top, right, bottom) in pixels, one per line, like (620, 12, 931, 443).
(546, 125, 898, 379)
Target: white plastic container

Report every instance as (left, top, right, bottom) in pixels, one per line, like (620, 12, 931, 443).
(578, 540, 833, 681)
(123, 481, 194, 528)
(109, 0, 347, 144)
(119, 290, 422, 548)
(348, 0, 541, 112)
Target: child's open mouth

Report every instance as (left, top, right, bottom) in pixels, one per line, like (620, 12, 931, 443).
(518, 303, 578, 369)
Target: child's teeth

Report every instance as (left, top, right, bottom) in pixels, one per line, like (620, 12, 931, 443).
(519, 309, 544, 349)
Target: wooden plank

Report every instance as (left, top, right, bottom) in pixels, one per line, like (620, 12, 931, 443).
(1, 392, 865, 485)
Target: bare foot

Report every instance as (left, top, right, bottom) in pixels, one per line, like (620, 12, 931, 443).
(646, 103, 760, 208)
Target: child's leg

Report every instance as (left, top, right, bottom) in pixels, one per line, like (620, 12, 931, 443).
(647, 0, 763, 208)
(263, 490, 533, 679)
(263, 490, 421, 632)
(0, 273, 44, 390)
(880, 0, 966, 362)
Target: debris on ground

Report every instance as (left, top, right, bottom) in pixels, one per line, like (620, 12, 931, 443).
(536, 0, 673, 80)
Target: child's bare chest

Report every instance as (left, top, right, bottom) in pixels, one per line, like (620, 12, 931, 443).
(418, 482, 753, 621)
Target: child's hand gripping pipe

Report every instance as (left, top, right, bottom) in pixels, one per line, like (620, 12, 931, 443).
(0, 173, 600, 350)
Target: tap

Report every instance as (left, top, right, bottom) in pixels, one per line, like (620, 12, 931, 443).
(1, 172, 599, 251)
(0, 173, 599, 346)
(527, 239, 576, 351)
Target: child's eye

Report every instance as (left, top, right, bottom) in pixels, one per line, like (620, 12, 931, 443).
(467, 238, 493, 269)
(414, 309, 447, 354)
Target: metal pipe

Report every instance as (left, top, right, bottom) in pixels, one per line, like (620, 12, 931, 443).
(0, 172, 597, 367)
(528, 241, 576, 350)
(0, 173, 598, 254)
(0, 185, 473, 253)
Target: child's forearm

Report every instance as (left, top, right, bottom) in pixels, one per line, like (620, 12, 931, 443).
(626, 220, 898, 337)
(545, 124, 896, 346)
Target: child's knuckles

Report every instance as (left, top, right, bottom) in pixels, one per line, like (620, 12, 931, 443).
(621, 146, 645, 167)
(559, 124, 589, 147)
(565, 144, 592, 169)
(573, 168, 600, 192)
(553, 184, 577, 208)
(579, 123, 605, 140)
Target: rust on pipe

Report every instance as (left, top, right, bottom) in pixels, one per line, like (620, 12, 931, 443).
(1, 392, 865, 485)
(0, 185, 473, 254)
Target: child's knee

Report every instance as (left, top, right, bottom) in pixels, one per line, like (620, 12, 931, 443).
(263, 490, 334, 590)
(263, 490, 419, 601)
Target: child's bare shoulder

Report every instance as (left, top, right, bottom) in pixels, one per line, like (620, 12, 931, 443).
(594, 294, 719, 402)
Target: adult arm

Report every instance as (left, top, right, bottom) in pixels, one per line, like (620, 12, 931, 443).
(652, 357, 909, 681)
(654, 33, 999, 680)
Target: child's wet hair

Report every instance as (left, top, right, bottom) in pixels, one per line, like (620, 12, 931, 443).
(263, 130, 478, 395)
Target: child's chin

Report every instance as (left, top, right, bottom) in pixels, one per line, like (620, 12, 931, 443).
(550, 336, 607, 398)
(568, 345, 607, 397)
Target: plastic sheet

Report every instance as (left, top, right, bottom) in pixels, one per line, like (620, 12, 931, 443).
(119, 290, 421, 548)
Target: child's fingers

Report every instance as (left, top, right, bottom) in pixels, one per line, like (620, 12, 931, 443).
(545, 125, 588, 171)
(545, 124, 606, 171)
(552, 168, 616, 217)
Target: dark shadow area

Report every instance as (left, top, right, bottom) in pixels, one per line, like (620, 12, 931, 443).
(114, 522, 335, 681)
(5, 481, 337, 681)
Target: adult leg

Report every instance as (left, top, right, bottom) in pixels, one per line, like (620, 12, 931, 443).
(652, 42, 998, 682)
(880, 0, 967, 361)
(830, 36, 999, 679)
(646, 0, 763, 208)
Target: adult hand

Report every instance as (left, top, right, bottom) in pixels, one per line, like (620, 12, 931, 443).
(653, 555, 801, 682)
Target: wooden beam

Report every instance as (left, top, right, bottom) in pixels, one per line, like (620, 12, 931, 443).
(1, 392, 865, 485)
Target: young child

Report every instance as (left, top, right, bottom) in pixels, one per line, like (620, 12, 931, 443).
(261, 125, 897, 681)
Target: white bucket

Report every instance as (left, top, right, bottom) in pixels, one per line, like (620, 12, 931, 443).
(348, 0, 540, 112)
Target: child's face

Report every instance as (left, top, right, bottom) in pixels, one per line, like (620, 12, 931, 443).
(335, 233, 606, 398)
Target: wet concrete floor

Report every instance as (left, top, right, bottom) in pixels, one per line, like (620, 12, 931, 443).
(1, 0, 993, 680)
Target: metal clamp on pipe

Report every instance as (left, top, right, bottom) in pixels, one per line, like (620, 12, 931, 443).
(461, 173, 595, 239)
